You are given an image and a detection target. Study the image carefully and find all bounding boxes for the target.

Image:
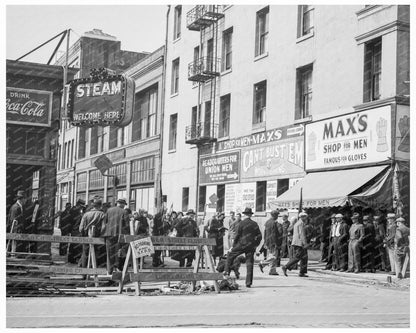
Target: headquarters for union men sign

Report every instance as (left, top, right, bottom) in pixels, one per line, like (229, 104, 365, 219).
(305, 106, 392, 171)
(199, 151, 240, 185)
(6, 87, 52, 127)
(67, 74, 135, 127)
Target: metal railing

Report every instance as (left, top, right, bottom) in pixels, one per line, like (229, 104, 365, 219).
(185, 122, 218, 144)
(186, 5, 225, 30)
(188, 57, 221, 82)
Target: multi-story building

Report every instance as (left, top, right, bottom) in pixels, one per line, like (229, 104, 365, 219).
(6, 60, 78, 237)
(71, 46, 165, 212)
(54, 29, 148, 211)
(161, 5, 410, 225)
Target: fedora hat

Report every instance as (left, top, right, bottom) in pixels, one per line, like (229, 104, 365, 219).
(76, 198, 86, 205)
(116, 198, 127, 205)
(242, 207, 253, 215)
(16, 190, 25, 198)
(186, 209, 196, 215)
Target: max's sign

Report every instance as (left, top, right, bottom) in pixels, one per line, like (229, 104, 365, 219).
(6, 87, 52, 127)
(67, 74, 135, 127)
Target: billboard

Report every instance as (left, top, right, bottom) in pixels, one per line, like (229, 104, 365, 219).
(6, 87, 52, 127)
(305, 106, 392, 171)
(67, 74, 135, 127)
(395, 105, 410, 161)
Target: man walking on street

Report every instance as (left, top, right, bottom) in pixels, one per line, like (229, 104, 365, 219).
(224, 207, 262, 288)
(280, 212, 290, 258)
(281, 212, 311, 277)
(347, 213, 364, 273)
(101, 198, 130, 274)
(259, 210, 282, 276)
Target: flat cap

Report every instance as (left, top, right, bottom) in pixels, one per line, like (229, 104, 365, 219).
(280, 211, 289, 217)
(335, 213, 343, 218)
(116, 198, 127, 205)
(387, 213, 396, 219)
(351, 213, 360, 219)
(396, 217, 405, 223)
(299, 212, 308, 217)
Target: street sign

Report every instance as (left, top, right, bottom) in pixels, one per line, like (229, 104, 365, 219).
(130, 237, 155, 259)
(94, 154, 113, 175)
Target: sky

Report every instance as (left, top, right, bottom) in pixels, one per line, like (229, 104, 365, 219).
(6, 4, 167, 63)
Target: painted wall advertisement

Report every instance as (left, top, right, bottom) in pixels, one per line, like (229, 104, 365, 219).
(6, 87, 52, 127)
(266, 180, 277, 212)
(305, 106, 392, 171)
(199, 151, 240, 185)
(395, 105, 410, 161)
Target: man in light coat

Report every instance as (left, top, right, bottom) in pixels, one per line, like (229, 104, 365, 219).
(259, 210, 282, 275)
(347, 213, 364, 273)
(281, 212, 311, 277)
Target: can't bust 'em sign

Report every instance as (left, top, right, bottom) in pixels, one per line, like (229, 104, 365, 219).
(67, 73, 135, 127)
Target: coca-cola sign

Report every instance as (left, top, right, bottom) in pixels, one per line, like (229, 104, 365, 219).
(6, 87, 52, 127)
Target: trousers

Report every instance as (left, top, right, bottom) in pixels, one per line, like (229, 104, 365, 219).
(348, 239, 361, 271)
(261, 247, 281, 271)
(285, 245, 308, 274)
(225, 247, 255, 286)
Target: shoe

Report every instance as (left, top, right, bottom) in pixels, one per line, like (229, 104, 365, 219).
(397, 273, 403, 279)
(269, 271, 279, 276)
(235, 272, 240, 279)
(388, 272, 395, 275)
(347, 270, 354, 273)
(324, 266, 331, 270)
(259, 263, 264, 273)
(340, 269, 347, 272)
(298, 273, 309, 277)
(281, 266, 288, 277)
(246, 284, 252, 288)
(354, 270, 359, 274)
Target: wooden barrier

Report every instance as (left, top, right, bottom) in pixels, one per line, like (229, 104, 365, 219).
(115, 235, 221, 296)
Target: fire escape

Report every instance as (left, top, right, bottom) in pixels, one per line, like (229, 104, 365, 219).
(185, 5, 224, 145)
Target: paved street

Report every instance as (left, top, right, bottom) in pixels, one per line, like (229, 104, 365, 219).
(6, 262, 409, 328)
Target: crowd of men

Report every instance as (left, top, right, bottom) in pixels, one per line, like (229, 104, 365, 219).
(7, 189, 410, 287)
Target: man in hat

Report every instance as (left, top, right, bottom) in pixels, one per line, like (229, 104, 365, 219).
(332, 213, 349, 271)
(101, 198, 130, 274)
(362, 215, 376, 273)
(373, 214, 387, 271)
(67, 198, 85, 264)
(7, 190, 27, 252)
(280, 211, 290, 258)
(281, 212, 311, 277)
(325, 214, 337, 270)
(207, 212, 226, 264)
(347, 213, 365, 273)
(175, 209, 199, 267)
(319, 211, 333, 263)
(394, 217, 410, 279)
(259, 210, 282, 275)
(224, 207, 262, 287)
(384, 213, 397, 275)
(59, 202, 72, 256)
(79, 198, 105, 268)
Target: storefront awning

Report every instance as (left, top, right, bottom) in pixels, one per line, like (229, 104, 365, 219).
(270, 165, 390, 209)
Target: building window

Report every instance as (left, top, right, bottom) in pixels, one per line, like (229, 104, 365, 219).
(207, 38, 214, 72)
(219, 94, 230, 138)
(32, 170, 40, 190)
(173, 5, 182, 40)
(255, 6, 269, 57)
(363, 38, 382, 102)
(199, 186, 207, 213)
(25, 132, 45, 156)
(204, 101, 212, 137)
(109, 126, 123, 150)
(298, 5, 314, 37)
(295, 64, 313, 120)
(132, 84, 158, 142)
(256, 181, 267, 212)
(57, 144, 61, 170)
(169, 114, 178, 150)
(69, 139, 74, 167)
(131, 156, 155, 184)
(89, 169, 104, 189)
(276, 179, 289, 198)
(217, 185, 225, 213)
(108, 163, 127, 187)
(222, 28, 233, 71)
(253, 80, 267, 125)
(182, 187, 189, 212)
(78, 127, 87, 159)
(191, 105, 201, 131)
(76, 172, 87, 191)
(90, 126, 105, 156)
(171, 58, 180, 95)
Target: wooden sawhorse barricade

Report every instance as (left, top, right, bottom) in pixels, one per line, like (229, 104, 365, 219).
(115, 235, 223, 296)
(6, 232, 107, 287)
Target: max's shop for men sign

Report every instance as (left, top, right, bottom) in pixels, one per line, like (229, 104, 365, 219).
(305, 106, 392, 171)
(6, 87, 52, 127)
(131, 237, 155, 259)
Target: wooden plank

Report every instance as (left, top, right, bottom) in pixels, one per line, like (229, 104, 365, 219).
(128, 272, 224, 282)
(6, 233, 105, 245)
(34, 266, 108, 275)
(154, 245, 200, 250)
(119, 235, 216, 246)
(203, 245, 220, 293)
(401, 252, 410, 277)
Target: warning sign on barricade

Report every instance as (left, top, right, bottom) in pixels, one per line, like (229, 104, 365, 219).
(130, 237, 155, 259)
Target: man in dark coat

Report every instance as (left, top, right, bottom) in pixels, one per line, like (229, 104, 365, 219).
(7, 190, 27, 252)
(373, 214, 387, 271)
(151, 207, 170, 267)
(207, 212, 225, 263)
(394, 217, 410, 279)
(59, 202, 72, 256)
(259, 210, 282, 275)
(280, 212, 290, 258)
(362, 215, 376, 272)
(319, 213, 332, 262)
(324, 214, 337, 270)
(101, 198, 130, 273)
(175, 209, 199, 267)
(67, 199, 85, 264)
(224, 207, 262, 288)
